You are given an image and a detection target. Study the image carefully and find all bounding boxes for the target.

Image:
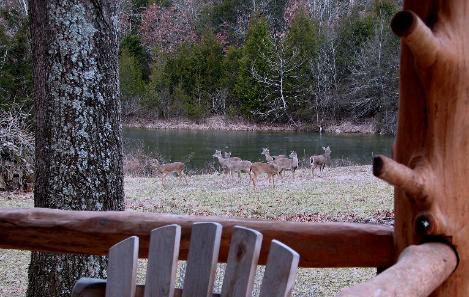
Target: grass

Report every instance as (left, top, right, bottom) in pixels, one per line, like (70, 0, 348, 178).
(0, 166, 393, 296)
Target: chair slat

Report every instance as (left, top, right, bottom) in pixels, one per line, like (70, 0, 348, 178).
(181, 222, 222, 297)
(145, 224, 181, 297)
(106, 236, 139, 297)
(259, 240, 300, 297)
(221, 226, 262, 297)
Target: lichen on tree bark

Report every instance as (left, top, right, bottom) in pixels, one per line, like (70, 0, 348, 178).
(27, 0, 123, 296)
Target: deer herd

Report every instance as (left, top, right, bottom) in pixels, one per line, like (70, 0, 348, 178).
(154, 146, 332, 188)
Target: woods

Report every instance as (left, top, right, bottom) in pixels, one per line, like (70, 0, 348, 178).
(118, 0, 401, 134)
(1, 0, 401, 134)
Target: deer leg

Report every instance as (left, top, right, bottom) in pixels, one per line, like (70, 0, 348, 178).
(181, 170, 188, 184)
(250, 173, 256, 189)
(160, 175, 165, 188)
(222, 168, 229, 180)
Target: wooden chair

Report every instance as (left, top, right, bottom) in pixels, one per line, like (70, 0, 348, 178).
(72, 222, 300, 297)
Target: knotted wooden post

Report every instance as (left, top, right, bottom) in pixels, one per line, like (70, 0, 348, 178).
(373, 1, 469, 295)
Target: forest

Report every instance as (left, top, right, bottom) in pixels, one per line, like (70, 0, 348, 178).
(1, 0, 400, 134)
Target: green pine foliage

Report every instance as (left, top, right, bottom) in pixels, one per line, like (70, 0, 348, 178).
(119, 49, 146, 99)
(0, 8, 32, 111)
(284, 10, 320, 61)
(120, 34, 150, 80)
(335, 11, 375, 79)
(147, 32, 225, 119)
(234, 16, 273, 119)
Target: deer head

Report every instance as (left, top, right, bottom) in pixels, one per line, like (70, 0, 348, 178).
(212, 150, 222, 158)
(261, 148, 270, 156)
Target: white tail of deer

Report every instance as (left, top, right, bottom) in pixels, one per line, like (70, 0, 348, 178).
(310, 146, 331, 177)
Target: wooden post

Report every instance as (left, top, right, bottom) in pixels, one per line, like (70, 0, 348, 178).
(373, 1, 469, 295)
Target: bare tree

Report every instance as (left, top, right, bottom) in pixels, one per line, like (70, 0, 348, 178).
(27, 1, 124, 296)
(211, 88, 228, 115)
(310, 31, 339, 130)
(344, 5, 399, 133)
(251, 41, 309, 127)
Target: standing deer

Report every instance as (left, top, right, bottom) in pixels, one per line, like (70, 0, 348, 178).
(310, 146, 331, 177)
(271, 151, 299, 179)
(249, 162, 279, 188)
(151, 159, 187, 186)
(213, 150, 232, 176)
(213, 150, 251, 179)
(224, 152, 242, 162)
(261, 148, 287, 162)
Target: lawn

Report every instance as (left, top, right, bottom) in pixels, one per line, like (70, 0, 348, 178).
(0, 166, 393, 296)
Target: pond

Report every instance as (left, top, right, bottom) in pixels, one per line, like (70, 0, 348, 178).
(123, 128, 394, 171)
(124, 128, 393, 170)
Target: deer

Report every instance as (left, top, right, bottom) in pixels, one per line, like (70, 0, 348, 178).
(224, 152, 242, 162)
(310, 146, 331, 177)
(213, 150, 232, 176)
(271, 151, 299, 179)
(249, 162, 279, 188)
(151, 159, 187, 186)
(213, 150, 251, 179)
(261, 148, 287, 162)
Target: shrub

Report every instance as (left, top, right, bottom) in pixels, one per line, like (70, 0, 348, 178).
(0, 109, 34, 191)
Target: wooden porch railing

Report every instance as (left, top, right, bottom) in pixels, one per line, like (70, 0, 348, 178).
(0, 208, 458, 296)
(0, 207, 394, 268)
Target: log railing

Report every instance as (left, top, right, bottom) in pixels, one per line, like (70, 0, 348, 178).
(0, 208, 459, 296)
(0, 207, 394, 268)
(337, 243, 457, 297)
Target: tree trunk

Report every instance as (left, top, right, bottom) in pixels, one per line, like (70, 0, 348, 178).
(28, 1, 124, 296)
(375, 1, 469, 295)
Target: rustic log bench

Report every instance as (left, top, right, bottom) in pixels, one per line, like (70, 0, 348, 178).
(71, 222, 299, 297)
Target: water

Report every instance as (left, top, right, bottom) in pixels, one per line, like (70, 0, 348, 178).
(123, 128, 394, 171)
